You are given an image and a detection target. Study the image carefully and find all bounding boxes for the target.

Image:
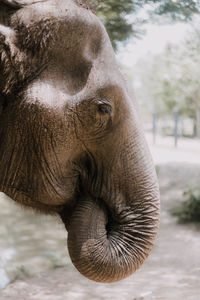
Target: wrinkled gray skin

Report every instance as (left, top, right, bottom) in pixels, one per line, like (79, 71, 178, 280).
(0, 0, 160, 283)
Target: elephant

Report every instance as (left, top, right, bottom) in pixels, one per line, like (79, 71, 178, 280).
(0, 0, 160, 283)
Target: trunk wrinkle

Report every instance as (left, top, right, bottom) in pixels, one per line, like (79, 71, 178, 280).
(67, 193, 159, 283)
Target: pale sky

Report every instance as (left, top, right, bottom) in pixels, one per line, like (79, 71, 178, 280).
(117, 23, 191, 67)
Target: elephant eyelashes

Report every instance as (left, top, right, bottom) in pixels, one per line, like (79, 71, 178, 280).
(97, 103, 112, 115)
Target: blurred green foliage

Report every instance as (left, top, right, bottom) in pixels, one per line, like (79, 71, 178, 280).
(172, 187, 200, 223)
(93, 0, 200, 49)
(134, 23, 200, 136)
(152, 0, 200, 21)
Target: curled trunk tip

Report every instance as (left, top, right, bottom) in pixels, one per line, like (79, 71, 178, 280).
(67, 195, 159, 283)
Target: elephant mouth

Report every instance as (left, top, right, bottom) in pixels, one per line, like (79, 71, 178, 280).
(1, 185, 65, 213)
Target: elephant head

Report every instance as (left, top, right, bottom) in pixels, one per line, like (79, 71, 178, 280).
(0, 0, 160, 283)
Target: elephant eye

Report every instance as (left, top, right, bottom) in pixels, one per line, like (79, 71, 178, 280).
(97, 100, 112, 115)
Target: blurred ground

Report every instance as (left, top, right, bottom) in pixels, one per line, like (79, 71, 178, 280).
(146, 133, 200, 165)
(0, 134, 200, 300)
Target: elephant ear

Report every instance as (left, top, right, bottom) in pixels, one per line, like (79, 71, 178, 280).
(0, 3, 48, 96)
(0, 1, 17, 26)
(1, 0, 45, 9)
(0, 1, 20, 94)
(1, 0, 22, 8)
(0, 23, 21, 95)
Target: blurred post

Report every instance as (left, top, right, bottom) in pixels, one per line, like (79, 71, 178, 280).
(173, 107, 179, 148)
(196, 105, 200, 139)
(152, 112, 158, 145)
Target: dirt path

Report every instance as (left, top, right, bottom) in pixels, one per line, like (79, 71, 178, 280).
(1, 139, 200, 299)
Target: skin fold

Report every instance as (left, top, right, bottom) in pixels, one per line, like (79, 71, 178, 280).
(0, 0, 160, 283)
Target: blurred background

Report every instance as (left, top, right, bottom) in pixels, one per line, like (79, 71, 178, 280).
(1, 1, 200, 299)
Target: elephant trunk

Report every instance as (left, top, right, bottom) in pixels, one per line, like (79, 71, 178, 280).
(67, 194, 158, 283)
(66, 131, 160, 283)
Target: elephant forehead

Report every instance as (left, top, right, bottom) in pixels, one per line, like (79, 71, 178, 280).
(25, 81, 71, 109)
(12, 0, 95, 27)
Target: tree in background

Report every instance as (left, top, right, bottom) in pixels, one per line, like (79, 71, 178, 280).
(93, 0, 200, 49)
(133, 23, 200, 137)
(93, 0, 200, 136)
